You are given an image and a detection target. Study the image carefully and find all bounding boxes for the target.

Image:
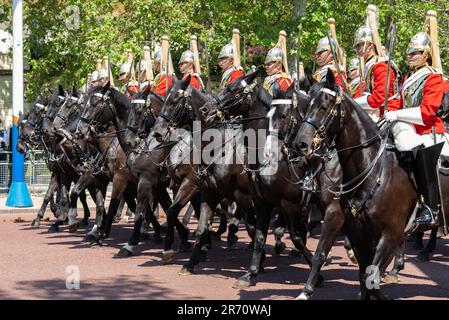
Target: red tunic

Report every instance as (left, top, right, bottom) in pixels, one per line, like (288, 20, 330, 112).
(229, 69, 244, 84)
(400, 73, 446, 135)
(153, 73, 173, 97)
(182, 73, 203, 90)
(366, 61, 401, 115)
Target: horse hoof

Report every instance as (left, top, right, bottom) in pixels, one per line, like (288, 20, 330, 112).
(68, 223, 80, 233)
(232, 278, 251, 290)
(179, 242, 192, 252)
(383, 274, 399, 284)
(30, 219, 40, 228)
(120, 216, 129, 224)
(47, 225, 60, 233)
(288, 248, 302, 259)
(227, 234, 238, 248)
(274, 241, 287, 255)
(295, 292, 310, 300)
(83, 233, 96, 243)
(417, 251, 430, 262)
(139, 233, 150, 241)
(346, 249, 358, 264)
(179, 267, 194, 276)
(162, 250, 177, 264)
(116, 247, 133, 258)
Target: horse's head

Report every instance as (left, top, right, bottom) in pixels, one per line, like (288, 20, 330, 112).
(42, 85, 68, 136)
(76, 81, 113, 142)
(125, 85, 155, 148)
(52, 86, 82, 132)
(152, 75, 194, 142)
(264, 81, 310, 160)
(199, 70, 259, 127)
(293, 68, 345, 158)
(17, 97, 48, 153)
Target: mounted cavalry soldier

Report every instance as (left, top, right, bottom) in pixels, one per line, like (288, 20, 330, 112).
(384, 10, 449, 226)
(138, 46, 154, 92)
(218, 29, 244, 89)
(348, 58, 364, 98)
(263, 30, 293, 96)
(178, 35, 205, 91)
(119, 50, 139, 97)
(354, 5, 401, 122)
(313, 18, 347, 90)
(152, 35, 176, 97)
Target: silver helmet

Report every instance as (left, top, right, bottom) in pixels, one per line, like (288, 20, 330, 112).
(348, 57, 360, 72)
(265, 47, 283, 65)
(315, 37, 336, 55)
(98, 68, 108, 80)
(179, 50, 195, 65)
(154, 50, 162, 64)
(406, 32, 431, 55)
(119, 62, 130, 76)
(353, 26, 373, 49)
(218, 44, 233, 60)
(91, 71, 99, 82)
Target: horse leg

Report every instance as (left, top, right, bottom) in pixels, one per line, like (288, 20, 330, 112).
(272, 209, 287, 255)
(366, 232, 402, 300)
(79, 190, 91, 227)
(233, 201, 271, 289)
(180, 196, 218, 275)
(116, 179, 152, 257)
(97, 173, 129, 241)
(84, 185, 106, 243)
(244, 206, 257, 250)
(31, 172, 58, 228)
(296, 202, 345, 299)
(384, 245, 405, 284)
(66, 175, 91, 233)
(418, 228, 438, 261)
(162, 181, 198, 263)
(343, 235, 358, 264)
(114, 198, 126, 223)
(227, 205, 242, 247)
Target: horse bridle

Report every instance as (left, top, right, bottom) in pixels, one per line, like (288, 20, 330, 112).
(45, 95, 67, 122)
(158, 89, 193, 132)
(302, 87, 345, 153)
(79, 92, 113, 135)
(210, 80, 258, 120)
(55, 96, 82, 124)
(127, 98, 157, 138)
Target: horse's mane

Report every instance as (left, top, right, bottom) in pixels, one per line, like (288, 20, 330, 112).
(109, 87, 131, 108)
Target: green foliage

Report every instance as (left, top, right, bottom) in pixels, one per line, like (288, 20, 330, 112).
(3, 0, 448, 99)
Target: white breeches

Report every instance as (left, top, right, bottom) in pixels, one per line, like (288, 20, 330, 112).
(391, 121, 449, 156)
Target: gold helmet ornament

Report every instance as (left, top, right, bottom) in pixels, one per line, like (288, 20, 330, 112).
(353, 5, 385, 56)
(265, 30, 289, 74)
(160, 35, 175, 74)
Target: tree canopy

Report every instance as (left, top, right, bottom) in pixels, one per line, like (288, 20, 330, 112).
(1, 0, 448, 99)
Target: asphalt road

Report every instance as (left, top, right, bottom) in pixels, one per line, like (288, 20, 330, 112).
(0, 211, 448, 300)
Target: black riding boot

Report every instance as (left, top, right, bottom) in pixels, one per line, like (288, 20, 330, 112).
(412, 142, 444, 225)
